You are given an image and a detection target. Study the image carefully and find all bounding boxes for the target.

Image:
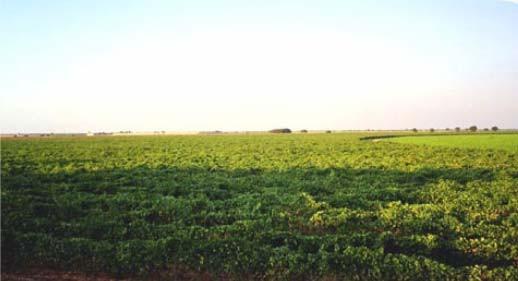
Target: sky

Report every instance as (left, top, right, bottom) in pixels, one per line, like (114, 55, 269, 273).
(1, 0, 517, 133)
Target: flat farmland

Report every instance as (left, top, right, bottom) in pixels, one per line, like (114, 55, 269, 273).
(1, 133, 517, 280)
(385, 134, 518, 152)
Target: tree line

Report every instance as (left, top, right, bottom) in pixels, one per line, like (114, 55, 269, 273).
(412, 126, 499, 133)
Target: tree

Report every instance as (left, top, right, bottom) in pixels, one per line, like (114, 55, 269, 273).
(325, 130, 332, 134)
(300, 129, 308, 133)
(269, 128, 292, 134)
(491, 126, 499, 131)
(469, 125, 477, 132)
(412, 128, 418, 133)
(483, 128, 489, 131)
(430, 128, 435, 133)
(455, 127, 461, 132)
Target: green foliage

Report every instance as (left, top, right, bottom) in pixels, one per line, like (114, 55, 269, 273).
(1, 133, 517, 280)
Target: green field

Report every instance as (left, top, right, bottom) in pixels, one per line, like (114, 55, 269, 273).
(2, 133, 518, 280)
(385, 134, 518, 152)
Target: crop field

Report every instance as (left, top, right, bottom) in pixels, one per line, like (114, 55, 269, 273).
(1, 133, 518, 280)
(385, 134, 518, 152)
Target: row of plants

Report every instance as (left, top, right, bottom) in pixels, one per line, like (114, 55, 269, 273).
(2, 133, 517, 280)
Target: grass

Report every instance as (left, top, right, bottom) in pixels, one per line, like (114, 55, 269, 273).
(385, 133, 518, 152)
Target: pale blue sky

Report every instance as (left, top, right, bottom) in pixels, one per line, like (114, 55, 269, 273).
(1, 0, 517, 133)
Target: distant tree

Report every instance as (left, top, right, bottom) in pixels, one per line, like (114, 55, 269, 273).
(455, 127, 461, 132)
(269, 128, 292, 134)
(300, 129, 308, 133)
(325, 130, 332, 134)
(469, 125, 477, 132)
(200, 130, 224, 135)
(429, 128, 435, 133)
(483, 128, 489, 131)
(445, 128, 450, 131)
(412, 128, 418, 133)
(491, 126, 499, 131)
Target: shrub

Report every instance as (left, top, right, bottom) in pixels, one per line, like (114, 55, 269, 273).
(469, 125, 477, 132)
(325, 130, 332, 134)
(412, 128, 418, 133)
(491, 126, 499, 131)
(300, 130, 308, 133)
(429, 128, 435, 133)
(455, 127, 461, 132)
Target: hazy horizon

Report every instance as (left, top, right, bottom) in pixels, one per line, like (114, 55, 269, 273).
(2, 0, 518, 133)
(2, 127, 518, 135)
